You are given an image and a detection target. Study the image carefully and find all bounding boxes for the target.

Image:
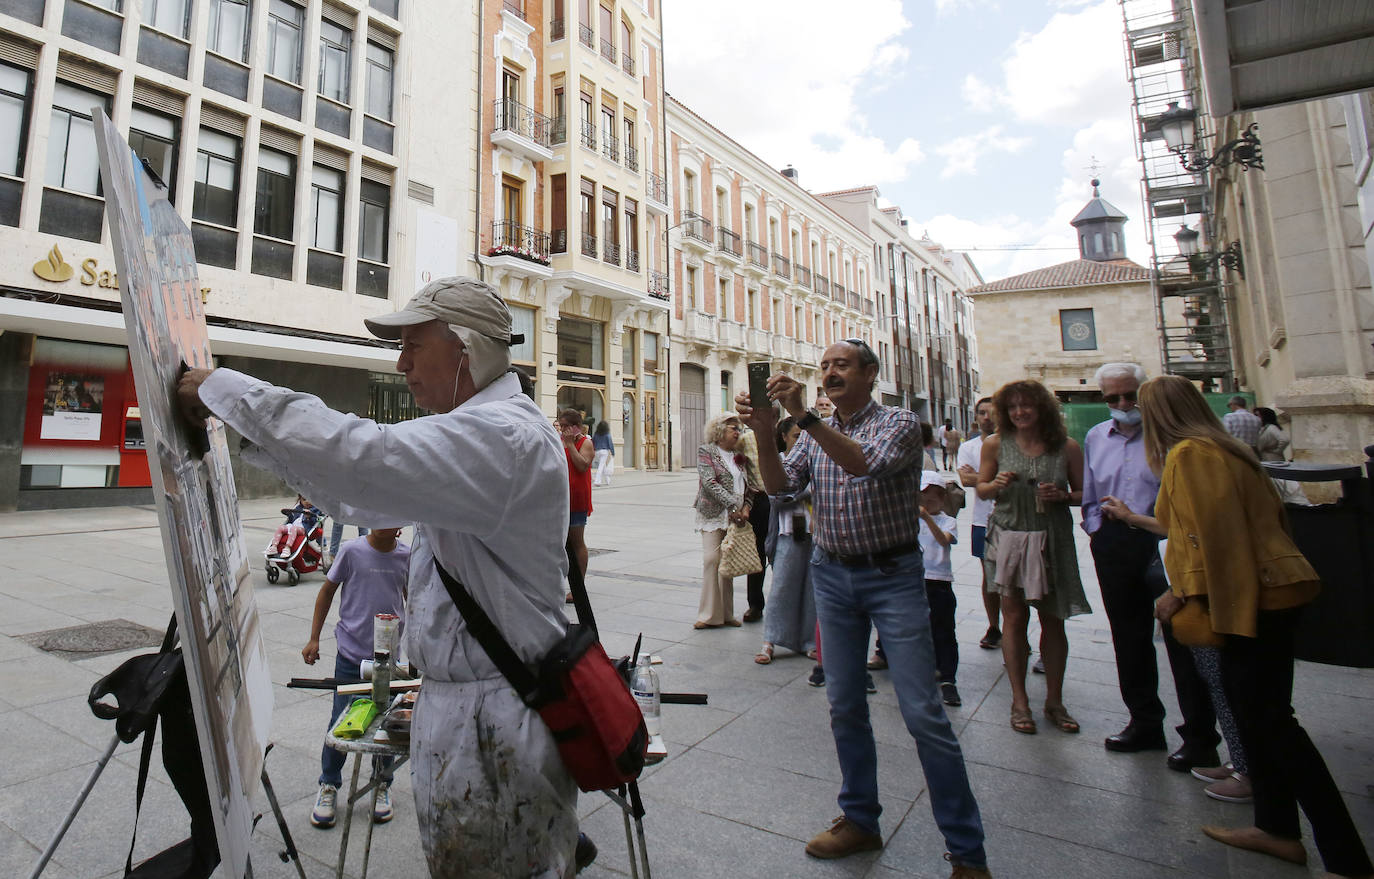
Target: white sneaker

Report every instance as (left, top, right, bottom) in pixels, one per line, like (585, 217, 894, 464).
(372, 781, 393, 823)
(310, 784, 337, 828)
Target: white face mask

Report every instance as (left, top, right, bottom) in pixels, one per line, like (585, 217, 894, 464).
(1109, 406, 1142, 426)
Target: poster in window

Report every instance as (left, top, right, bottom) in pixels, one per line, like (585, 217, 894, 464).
(1060, 308, 1098, 351)
(94, 110, 270, 879)
(39, 372, 105, 440)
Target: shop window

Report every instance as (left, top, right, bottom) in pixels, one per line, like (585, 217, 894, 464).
(208, 0, 251, 61)
(1, 62, 32, 179)
(128, 106, 179, 200)
(147, 0, 190, 37)
(359, 179, 389, 263)
(366, 41, 393, 120)
(253, 146, 295, 239)
(193, 128, 240, 227)
(267, 0, 304, 83)
(557, 316, 604, 372)
(556, 386, 603, 429)
(318, 19, 352, 103)
(46, 82, 107, 195)
(311, 165, 344, 251)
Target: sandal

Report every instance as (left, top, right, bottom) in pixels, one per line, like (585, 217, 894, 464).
(754, 644, 774, 665)
(1010, 707, 1037, 735)
(1044, 704, 1080, 734)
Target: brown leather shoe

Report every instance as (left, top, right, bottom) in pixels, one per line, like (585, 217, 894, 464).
(1202, 825, 1307, 865)
(949, 864, 993, 879)
(804, 816, 882, 859)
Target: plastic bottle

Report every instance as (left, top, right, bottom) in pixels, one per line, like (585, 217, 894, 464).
(630, 654, 661, 737)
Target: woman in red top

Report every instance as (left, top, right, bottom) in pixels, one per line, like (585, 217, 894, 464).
(559, 410, 595, 601)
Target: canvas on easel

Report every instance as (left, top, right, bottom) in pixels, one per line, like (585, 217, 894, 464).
(92, 109, 272, 879)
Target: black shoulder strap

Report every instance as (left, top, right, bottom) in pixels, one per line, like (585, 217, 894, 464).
(565, 546, 598, 635)
(126, 614, 179, 876)
(433, 563, 539, 701)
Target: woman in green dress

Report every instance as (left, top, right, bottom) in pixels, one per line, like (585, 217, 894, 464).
(977, 380, 1090, 735)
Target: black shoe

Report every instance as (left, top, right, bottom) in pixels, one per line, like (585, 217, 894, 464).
(978, 627, 1001, 649)
(1168, 743, 1221, 773)
(865, 673, 877, 694)
(808, 665, 826, 687)
(574, 832, 597, 872)
(940, 682, 962, 706)
(1104, 723, 1168, 753)
(742, 608, 763, 623)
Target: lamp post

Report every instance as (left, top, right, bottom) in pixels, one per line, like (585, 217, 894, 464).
(1158, 101, 1264, 173)
(1174, 224, 1245, 279)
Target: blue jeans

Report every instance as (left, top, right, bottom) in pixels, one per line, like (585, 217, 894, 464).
(321, 653, 394, 788)
(330, 522, 369, 556)
(811, 546, 987, 869)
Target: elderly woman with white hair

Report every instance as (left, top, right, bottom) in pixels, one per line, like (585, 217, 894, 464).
(693, 413, 759, 628)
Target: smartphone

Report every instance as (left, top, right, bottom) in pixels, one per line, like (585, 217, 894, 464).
(747, 361, 771, 408)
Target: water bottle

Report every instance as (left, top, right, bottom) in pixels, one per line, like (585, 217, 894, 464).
(630, 655, 661, 736)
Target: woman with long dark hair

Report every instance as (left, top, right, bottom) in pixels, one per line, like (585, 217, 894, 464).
(976, 380, 1089, 735)
(1100, 375, 1369, 877)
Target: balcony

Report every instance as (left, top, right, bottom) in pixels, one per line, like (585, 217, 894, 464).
(549, 116, 566, 145)
(771, 252, 791, 280)
(491, 98, 554, 161)
(745, 241, 768, 270)
(622, 52, 634, 76)
(581, 232, 597, 257)
(798, 341, 821, 365)
(747, 327, 769, 353)
(795, 264, 812, 289)
(679, 210, 713, 252)
(580, 119, 596, 151)
(717, 227, 742, 260)
(626, 249, 640, 272)
(646, 172, 668, 214)
(686, 309, 715, 343)
(488, 219, 551, 265)
(831, 282, 847, 304)
(600, 38, 616, 63)
(649, 270, 668, 300)
(848, 290, 861, 311)
(719, 320, 746, 351)
(578, 23, 594, 48)
(862, 300, 874, 316)
(772, 334, 796, 360)
(551, 229, 567, 254)
(502, 0, 524, 18)
(815, 274, 830, 298)
(601, 132, 619, 162)
(603, 239, 621, 266)
(550, 17, 564, 40)
(624, 144, 638, 172)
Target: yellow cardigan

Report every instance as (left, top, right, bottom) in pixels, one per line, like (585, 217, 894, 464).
(1155, 438, 1320, 638)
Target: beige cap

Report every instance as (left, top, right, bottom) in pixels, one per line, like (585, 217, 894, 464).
(365, 277, 525, 390)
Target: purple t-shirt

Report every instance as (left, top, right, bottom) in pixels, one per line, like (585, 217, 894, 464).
(328, 537, 410, 664)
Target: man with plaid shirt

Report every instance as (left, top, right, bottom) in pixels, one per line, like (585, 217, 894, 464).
(738, 340, 990, 879)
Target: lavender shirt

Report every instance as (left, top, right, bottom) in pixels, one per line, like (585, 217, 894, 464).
(1080, 419, 1160, 536)
(328, 537, 410, 664)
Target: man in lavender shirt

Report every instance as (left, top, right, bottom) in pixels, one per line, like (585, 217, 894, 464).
(1083, 364, 1219, 770)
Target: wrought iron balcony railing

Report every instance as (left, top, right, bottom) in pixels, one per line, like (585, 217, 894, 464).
(502, 0, 524, 19)
(649, 270, 668, 300)
(578, 23, 594, 48)
(815, 274, 830, 297)
(551, 229, 567, 254)
(746, 241, 768, 268)
(771, 252, 790, 279)
(492, 98, 553, 149)
(626, 249, 640, 272)
(795, 264, 812, 288)
(622, 52, 634, 76)
(550, 17, 564, 40)
(648, 172, 667, 204)
(581, 232, 597, 257)
(603, 239, 621, 265)
(680, 210, 713, 244)
(601, 132, 619, 162)
(624, 144, 638, 172)
(717, 227, 742, 257)
(580, 119, 596, 150)
(549, 116, 566, 145)
(489, 219, 550, 264)
(600, 38, 615, 63)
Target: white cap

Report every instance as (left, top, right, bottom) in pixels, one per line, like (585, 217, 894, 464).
(920, 471, 947, 492)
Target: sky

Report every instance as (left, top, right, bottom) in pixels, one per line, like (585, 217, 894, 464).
(661, 0, 1146, 283)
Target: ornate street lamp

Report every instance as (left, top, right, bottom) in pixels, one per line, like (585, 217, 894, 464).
(1158, 101, 1264, 173)
(1174, 224, 1244, 279)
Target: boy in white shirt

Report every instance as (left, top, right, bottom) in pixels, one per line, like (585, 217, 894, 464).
(918, 471, 962, 707)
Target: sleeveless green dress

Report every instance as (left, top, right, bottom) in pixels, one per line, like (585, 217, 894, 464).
(982, 438, 1091, 620)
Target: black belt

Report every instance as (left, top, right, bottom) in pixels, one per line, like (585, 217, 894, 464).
(827, 542, 921, 568)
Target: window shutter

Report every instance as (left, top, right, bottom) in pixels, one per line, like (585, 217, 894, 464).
(131, 81, 184, 115)
(313, 144, 349, 171)
(367, 24, 397, 51)
(56, 55, 117, 94)
(320, 3, 354, 29)
(259, 125, 299, 154)
(360, 161, 392, 184)
(0, 32, 39, 68)
(199, 103, 246, 137)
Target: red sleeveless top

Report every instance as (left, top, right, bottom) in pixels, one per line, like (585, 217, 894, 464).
(567, 435, 593, 514)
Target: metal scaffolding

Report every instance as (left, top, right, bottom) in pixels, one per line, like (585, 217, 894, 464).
(1120, 0, 1236, 391)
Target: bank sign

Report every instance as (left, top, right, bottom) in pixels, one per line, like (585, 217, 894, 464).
(33, 243, 211, 301)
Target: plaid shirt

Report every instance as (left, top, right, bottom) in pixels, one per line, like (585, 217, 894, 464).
(1223, 408, 1262, 450)
(779, 400, 924, 555)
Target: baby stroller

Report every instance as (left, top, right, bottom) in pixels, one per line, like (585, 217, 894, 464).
(264, 506, 327, 586)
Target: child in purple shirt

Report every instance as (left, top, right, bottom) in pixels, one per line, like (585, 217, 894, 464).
(302, 527, 410, 828)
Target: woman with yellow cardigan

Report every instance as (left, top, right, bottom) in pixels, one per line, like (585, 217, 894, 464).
(1099, 375, 1371, 879)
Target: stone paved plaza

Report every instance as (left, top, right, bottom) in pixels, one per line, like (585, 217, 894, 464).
(1, 468, 1371, 878)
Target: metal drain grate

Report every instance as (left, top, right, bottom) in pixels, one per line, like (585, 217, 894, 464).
(22, 619, 167, 660)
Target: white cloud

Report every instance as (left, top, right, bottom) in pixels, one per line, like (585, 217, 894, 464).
(933, 125, 1032, 178)
(662, 0, 923, 190)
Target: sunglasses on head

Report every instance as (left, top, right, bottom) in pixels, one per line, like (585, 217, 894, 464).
(1103, 391, 1137, 405)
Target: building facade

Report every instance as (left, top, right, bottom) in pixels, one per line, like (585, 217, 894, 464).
(666, 98, 883, 469)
